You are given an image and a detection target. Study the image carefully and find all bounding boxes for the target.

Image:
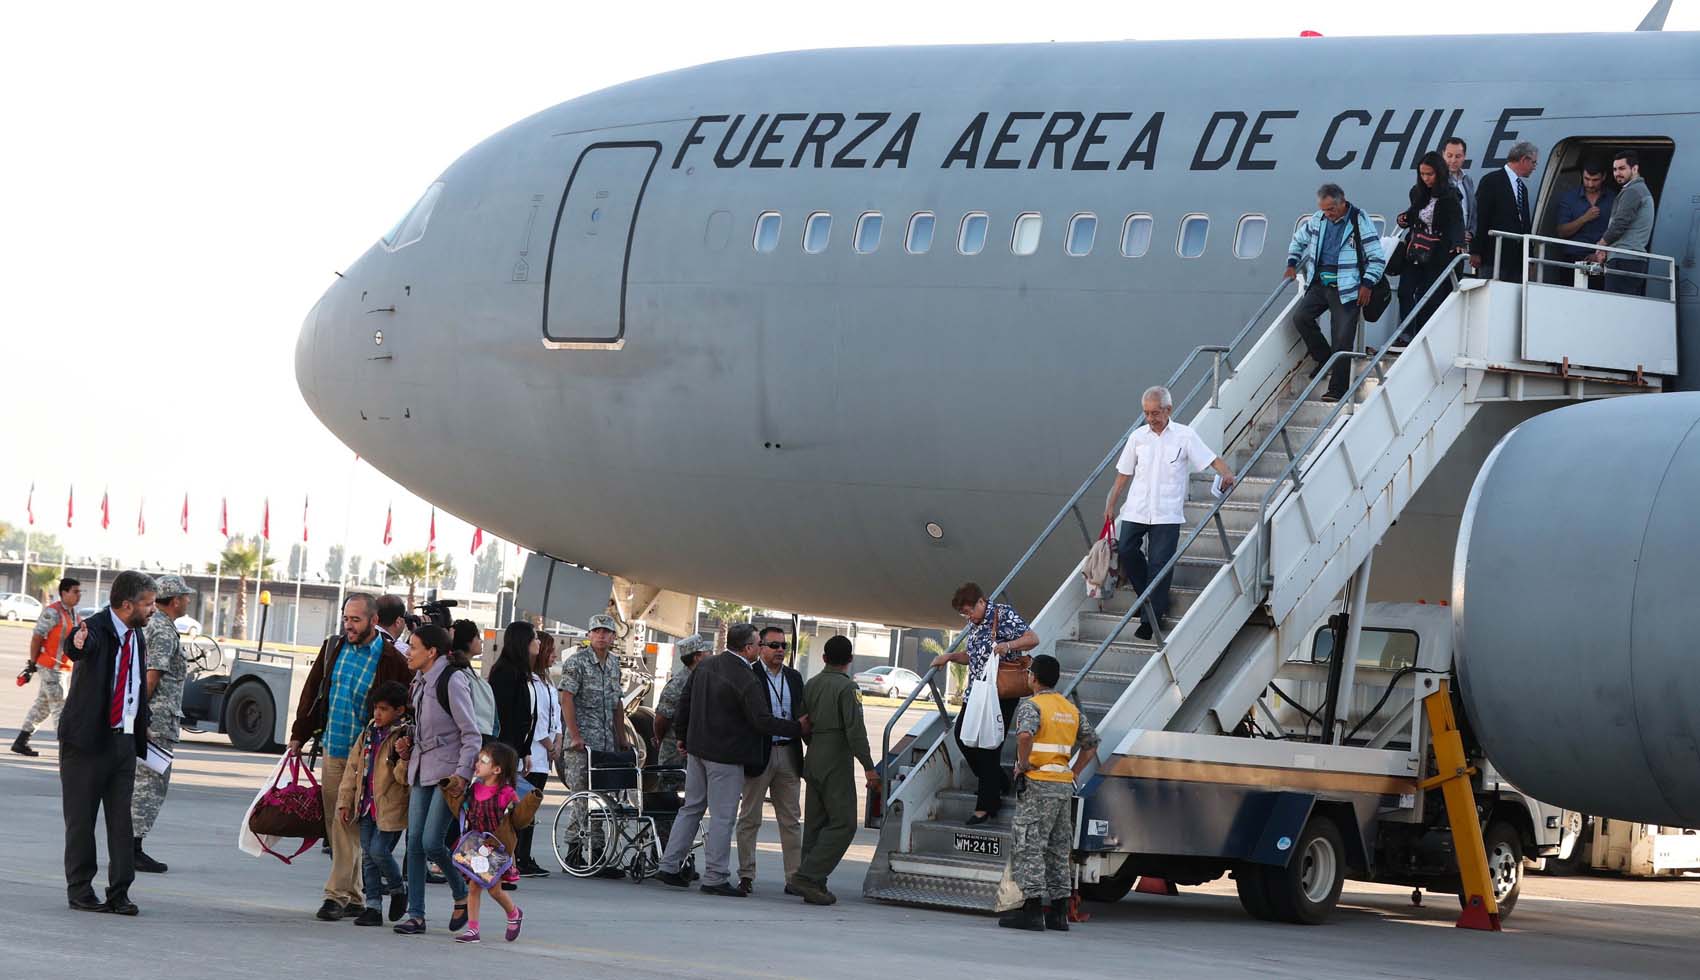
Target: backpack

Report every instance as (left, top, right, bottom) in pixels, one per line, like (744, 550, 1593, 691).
(436, 663, 500, 742)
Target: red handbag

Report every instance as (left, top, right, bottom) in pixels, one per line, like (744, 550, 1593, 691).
(247, 751, 324, 862)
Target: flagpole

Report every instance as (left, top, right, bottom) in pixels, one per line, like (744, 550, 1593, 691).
(20, 524, 31, 599)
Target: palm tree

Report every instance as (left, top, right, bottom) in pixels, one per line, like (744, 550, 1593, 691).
(385, 550, 448, 606)
(27, 565, 60, 601)
(207, 538, 275, 640)
(702, 599, 750, 650)
(921, 633, 965, 704)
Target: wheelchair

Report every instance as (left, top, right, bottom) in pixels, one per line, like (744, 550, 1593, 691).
(552, 747, 700, 881)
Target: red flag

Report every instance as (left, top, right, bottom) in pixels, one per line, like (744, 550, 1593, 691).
(220, 496, 228, 537)
(180, 494, 189, 534)
(302, 495, 310, 543)
(101, 490, 110, 530)
(262, 498, 270, 541)
(383, 504, 393, 546)
(67, 487, 74, 528)
(137, 498, 146, 536)
(427, 509, 437, 553)
(470, 526, 483, 555)
(26, 483, 34, 526)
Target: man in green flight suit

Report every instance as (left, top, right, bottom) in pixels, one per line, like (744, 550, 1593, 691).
(787, 635, 880, 905)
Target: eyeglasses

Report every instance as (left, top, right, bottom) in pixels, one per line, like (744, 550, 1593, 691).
(761, 641, 786, 650)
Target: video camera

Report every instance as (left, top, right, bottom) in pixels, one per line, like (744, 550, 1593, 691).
(415, 589, 458, 631)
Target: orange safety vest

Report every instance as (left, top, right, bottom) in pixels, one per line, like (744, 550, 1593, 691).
(36, 601, 81, 672)
(1026, 691, 1081, 784)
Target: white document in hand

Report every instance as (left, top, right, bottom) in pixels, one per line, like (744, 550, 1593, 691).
(143, 739, 174, 775)
(1211, 475, 1228, 499)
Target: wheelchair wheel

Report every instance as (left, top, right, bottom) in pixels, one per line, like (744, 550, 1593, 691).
(627, 818, 661, 881)
(553, 791, 618, 878)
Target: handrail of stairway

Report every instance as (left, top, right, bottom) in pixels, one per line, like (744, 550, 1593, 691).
(879, 276, 1298, 812)
(1252, 252, 1473, 590)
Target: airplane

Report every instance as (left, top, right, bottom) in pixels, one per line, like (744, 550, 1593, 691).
(294, 24, 1700, 633)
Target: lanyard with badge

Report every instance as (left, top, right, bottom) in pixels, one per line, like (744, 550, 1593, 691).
(765, 670, 787, 719)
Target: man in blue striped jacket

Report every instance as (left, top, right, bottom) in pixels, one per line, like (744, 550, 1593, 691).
(1283, 184, 1388, 402)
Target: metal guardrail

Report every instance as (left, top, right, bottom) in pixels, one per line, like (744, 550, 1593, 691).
(878, 276, 1297, 813)
(1489, 230, 1675, 296)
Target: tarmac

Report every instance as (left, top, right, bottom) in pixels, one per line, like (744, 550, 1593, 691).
(2, 624, 1696, 979)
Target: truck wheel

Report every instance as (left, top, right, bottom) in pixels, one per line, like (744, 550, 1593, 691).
(1076, 867, 1136, 904)
(1460, 821, 1522, 918)
(1235, 865, 1277, 920)
(1263, 817, 1346, 924)
(224, 681, 278, 753)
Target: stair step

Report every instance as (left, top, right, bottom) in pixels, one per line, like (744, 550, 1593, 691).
(913, 819, 1015, 857)
(1055, 639, 1154, 674)
(867, 859, 1013, 912)
(1076, 609, 1178, 643)
(1094, 585, 1202, 618)
(1183, 500, 1262, 533)
(934, 790, 1018, 825)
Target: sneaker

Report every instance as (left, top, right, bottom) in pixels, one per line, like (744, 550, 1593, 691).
(315, 899, 344, 922)
(500, 881, 517, 891)
(517, 861, 550, 879)
(654, 869, 690, 889)
(736, 877, 753, 895)
(393, 917, 426, 935)
(449, 903, 469, 932)
(342, 902, 363, 920)
(701, 881, 745, 897)
(454, 929, 481, 944)
(388, 890, 406, 923)
(505, 908, 523, 942)
(353, 908, 383, 927)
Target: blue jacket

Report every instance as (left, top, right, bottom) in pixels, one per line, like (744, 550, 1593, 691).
(1286, 205, 1387, 301)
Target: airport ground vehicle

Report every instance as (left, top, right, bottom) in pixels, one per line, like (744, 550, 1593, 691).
(0, 593, 42, 621)
(180, 644, 300, 752)
(1545, 816, 1700, 877)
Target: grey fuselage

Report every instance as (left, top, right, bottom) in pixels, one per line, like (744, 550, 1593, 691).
(295, 31, 1700, 627)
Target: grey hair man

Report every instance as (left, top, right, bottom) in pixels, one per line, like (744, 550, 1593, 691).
(1470, 141, 1540, 283)
(1102, 386, 1236, 640)
(1283, 184, 1388, 401)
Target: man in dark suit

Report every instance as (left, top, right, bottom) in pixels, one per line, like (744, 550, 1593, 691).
(58, 570, 158, 916)
(654, 623, 806, 896)
(733, 625, 806, 895)
(1471, 140, 1541, 283)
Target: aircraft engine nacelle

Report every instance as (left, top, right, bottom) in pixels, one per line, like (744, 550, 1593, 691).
(1454, 393, 1700, 826)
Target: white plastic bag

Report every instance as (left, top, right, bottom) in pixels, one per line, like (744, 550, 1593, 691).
(237, 752, 296, 859)
(959, 651, 1006, 749)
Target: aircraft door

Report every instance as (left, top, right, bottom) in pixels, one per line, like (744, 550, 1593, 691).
(542, 141, 660, 347)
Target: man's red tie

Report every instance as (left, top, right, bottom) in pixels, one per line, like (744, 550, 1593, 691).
(110, 629, 133, 727)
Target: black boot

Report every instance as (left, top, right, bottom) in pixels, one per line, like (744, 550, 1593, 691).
(11, 730, 37, 757)
(134, 838, 168, 874)
(1044, 904, 1070, 932)
(998, 897, 1045, 931)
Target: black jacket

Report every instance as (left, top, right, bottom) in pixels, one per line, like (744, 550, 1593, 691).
(59, 606, 150, 757)
(1472, 168, 1534, 280)
(488, 661, 537, 757)
(675, 651, 803, 774)
(748, 659, 805, 772)
(1401, 184, 1465, 267)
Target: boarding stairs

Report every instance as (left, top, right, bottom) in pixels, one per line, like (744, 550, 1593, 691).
(864, 233, 1679, 912)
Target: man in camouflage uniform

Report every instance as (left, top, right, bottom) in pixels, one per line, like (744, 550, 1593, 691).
(999, 654, 1099, 932)
(558, 614, 632, 797)
(131, 575, 195, 874)
(653, 635, 711, 768)
(12, 578, 82, 757)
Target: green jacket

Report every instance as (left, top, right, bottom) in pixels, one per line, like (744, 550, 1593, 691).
(801, 670, 874, 775)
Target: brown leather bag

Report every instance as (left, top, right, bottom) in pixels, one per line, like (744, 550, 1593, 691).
(987, 607, 1034, 700)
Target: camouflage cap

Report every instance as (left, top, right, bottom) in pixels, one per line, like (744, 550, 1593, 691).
(675, 635, 712, 659)
(587, 613, 619, 633)
(153, 574, 194, 598)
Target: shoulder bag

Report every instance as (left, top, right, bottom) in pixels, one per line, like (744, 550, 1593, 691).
(989, 607, 1034, 700)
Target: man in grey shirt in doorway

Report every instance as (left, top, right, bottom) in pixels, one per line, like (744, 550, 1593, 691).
(1591, 149, 1656, 296)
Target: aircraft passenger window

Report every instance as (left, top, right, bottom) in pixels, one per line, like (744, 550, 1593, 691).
(959, 212, 989, 255)
(1011, 213, 1042, 256)
(804, 212, 832, 254)
(1066, 213, 1097, 257)
(1370, 215, 1387, 237)
(753, 211, 782, 253)
(1178, 214, 1209, 258)
(1120, 214, 1153, 258)
(1234, 215, 1267, 260)
(383, 182, 444, 251)
(854, 212, 882, 254)
(906, 212, 935, 254)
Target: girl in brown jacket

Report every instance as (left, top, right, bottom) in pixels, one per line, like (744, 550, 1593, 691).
(335, 681, 411, 926)
(441, 741, 542, 943)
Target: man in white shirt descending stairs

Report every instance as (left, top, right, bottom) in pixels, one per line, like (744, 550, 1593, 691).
(1103, 386, 1236, 640)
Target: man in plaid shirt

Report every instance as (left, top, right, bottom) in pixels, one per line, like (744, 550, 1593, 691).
(288, 593, 410, 922)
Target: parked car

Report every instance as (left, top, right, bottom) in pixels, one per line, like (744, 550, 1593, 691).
(0, 593, 43, 621)
(853, 665, 923, 699)
(175, 615, 203, 635)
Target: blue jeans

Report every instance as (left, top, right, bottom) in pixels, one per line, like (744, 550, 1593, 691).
(405, 784, 466, 919)
(1117, 521, 1181, 629)
(358, 816, 403, 911)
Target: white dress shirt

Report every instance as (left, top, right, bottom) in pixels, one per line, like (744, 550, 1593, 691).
(1504, 164, 1530, 225)
(761, 663, 792, 744)
(1115, 421, 1220, 526)
(528, 675, 562, 773)
(109, 609, 142, 734)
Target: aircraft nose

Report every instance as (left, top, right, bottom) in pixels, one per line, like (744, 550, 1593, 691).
(294, 296, 324, 414)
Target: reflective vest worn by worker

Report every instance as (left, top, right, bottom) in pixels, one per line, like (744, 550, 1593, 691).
(1026, 692, 1081, 783)
(36, 600, 81, 672)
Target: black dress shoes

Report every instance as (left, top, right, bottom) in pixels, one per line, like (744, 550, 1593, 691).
(654, 869, 690, 888)
(68, 895, 108, 913)
(106, 897, 139, 916)
(701, 881, 746, 897)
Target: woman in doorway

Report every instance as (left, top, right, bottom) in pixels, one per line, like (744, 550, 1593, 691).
(1393, 150, 1465, 345)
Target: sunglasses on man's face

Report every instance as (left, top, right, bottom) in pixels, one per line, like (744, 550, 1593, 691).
(761, 641, 786, 650)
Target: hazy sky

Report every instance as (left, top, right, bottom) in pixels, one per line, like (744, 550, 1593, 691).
(2, 0, 1691, 574)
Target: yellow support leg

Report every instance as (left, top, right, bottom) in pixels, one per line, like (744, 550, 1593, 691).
(1418, 679, 1502, 931)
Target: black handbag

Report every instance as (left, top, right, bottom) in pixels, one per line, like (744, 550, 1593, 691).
(1407, 227, 1443, 265)
(1351, 209, 1394, 323)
